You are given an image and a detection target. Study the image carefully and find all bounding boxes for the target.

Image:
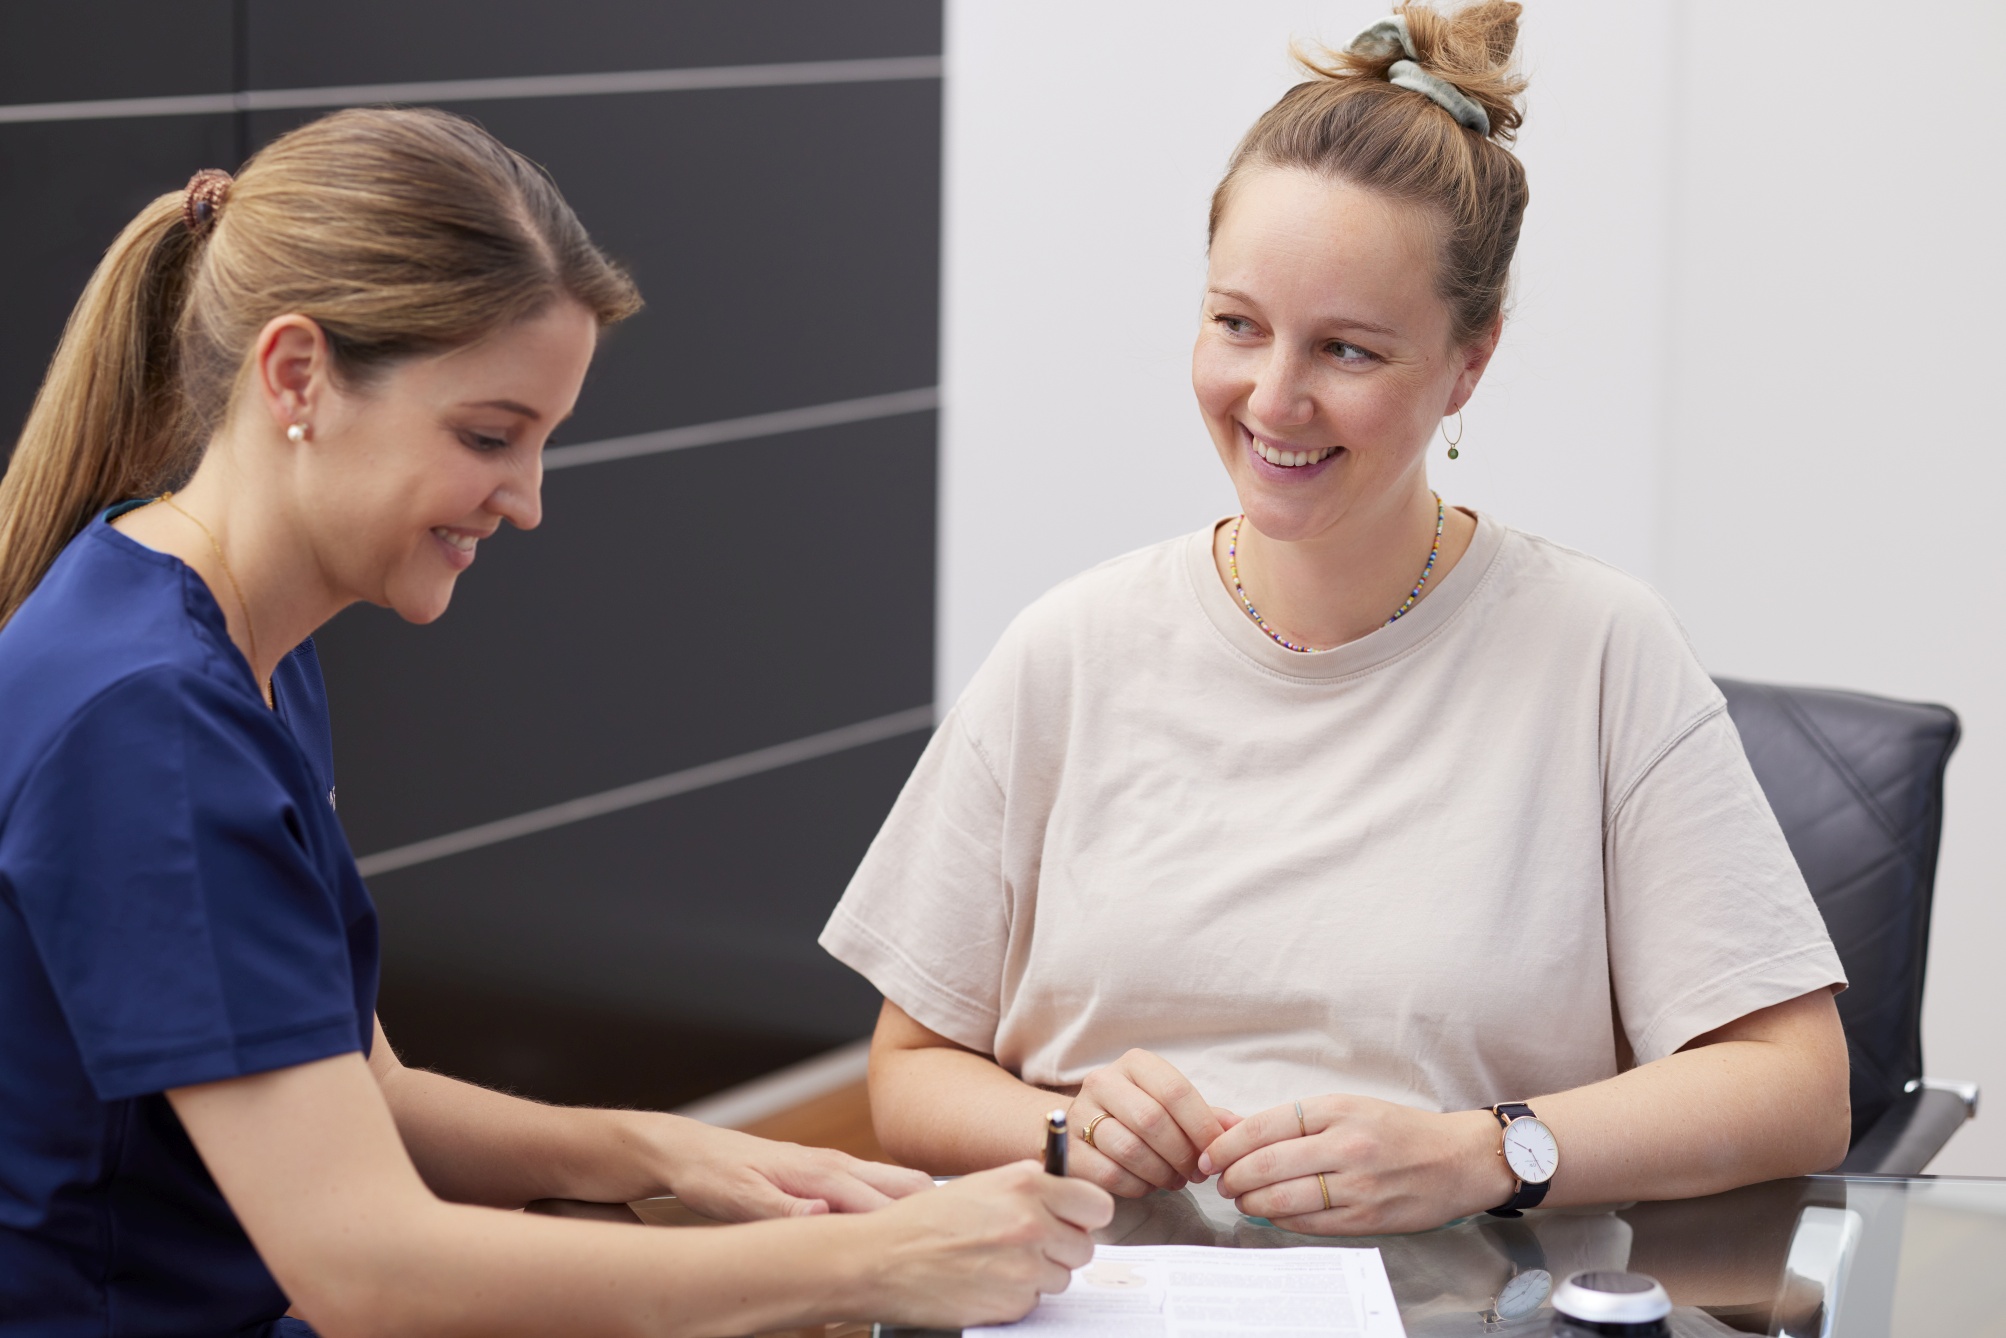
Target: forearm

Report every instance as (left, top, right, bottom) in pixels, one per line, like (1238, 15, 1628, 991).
(378, 1062, 681, 1207)
(298, 1196, 882, 1338)
(1530, 1030, 1850, 1206)
(1208, 991, 1850, 1236)
(871, 1041, 1066, 1174)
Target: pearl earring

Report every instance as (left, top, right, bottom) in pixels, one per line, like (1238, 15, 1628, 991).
(286, 423, 308, 444)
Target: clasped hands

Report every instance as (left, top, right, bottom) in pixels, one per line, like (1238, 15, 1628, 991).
(1066, 1049, 1511, 1236)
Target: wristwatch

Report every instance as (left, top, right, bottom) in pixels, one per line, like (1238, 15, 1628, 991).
(1486, 1101, 1559, 1217)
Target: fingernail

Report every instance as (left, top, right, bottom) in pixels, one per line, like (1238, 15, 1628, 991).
(1197, 1153, 1215, 1175)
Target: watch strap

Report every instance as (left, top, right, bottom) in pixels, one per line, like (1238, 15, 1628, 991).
(1486, 1102, 1551, 1218)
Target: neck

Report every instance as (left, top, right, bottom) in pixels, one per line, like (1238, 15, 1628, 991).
(1216, 479, 1476, 650)
(117, 431, 348, 700)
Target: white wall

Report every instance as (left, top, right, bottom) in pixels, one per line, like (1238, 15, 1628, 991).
(941, 0, 2006, 1173)
(1656, 1, 2006, 1175)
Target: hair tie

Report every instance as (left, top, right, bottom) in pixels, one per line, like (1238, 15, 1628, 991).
(182, 169, 234, 236)
(1347, 16, 1492, 136)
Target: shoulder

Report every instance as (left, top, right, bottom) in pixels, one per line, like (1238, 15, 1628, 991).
(0, 519, 236, 699)
(0, 654, 286, 832)
(1478, 522, 1729, 780)
(1488, 525, 1682, 621)
(1483, 524, 1706, 668)
(12, 661, 271, 785)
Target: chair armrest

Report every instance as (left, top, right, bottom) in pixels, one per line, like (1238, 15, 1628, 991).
(1837, 1080, 1980, 1175)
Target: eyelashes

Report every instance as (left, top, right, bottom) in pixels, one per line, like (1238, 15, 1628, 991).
(1208, 313, 1382, 366)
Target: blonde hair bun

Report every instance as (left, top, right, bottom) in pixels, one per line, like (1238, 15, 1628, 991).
(1303, 1, 1526, 145)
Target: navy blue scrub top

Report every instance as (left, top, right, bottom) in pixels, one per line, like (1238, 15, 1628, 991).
(0, 507, 378, 1336)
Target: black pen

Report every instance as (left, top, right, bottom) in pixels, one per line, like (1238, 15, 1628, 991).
(1043, 1109, 1069, 1177)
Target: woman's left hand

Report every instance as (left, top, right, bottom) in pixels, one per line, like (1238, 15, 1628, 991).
(1197, 1095, 1511, 1236)
(651, 1115, 935, 1222)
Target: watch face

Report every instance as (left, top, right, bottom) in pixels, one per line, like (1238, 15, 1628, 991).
(1496, 1268, 1553, 1320)
(1502, 1117, 1559, 1183)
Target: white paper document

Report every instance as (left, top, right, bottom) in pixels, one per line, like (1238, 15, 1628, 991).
(967, 1244, 1406, 1338)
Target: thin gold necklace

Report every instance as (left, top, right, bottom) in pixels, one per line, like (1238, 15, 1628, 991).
(155, 493, 272, 706)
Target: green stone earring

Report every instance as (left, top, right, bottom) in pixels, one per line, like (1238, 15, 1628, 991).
(1443, 409, 1464, 460)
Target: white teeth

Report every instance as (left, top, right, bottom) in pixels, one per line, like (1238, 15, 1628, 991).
(1252, 440, 1337, 468)
(433, 528, 476, 553)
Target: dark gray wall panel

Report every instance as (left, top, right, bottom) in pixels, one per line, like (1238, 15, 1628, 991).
(249, 78, 943, 445)
(0, 115, 241, 465)
(316, 412, 937, 857)
(3, 0, 942, 1080)
(369, 727, 928, 1041)
(0, 2, 235, 104)
(247, 0, 940, 88)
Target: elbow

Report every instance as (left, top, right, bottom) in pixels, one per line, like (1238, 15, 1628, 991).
(271, 1215, 451, 1338)
(1813, 1085, 1853, 1173)
(1796, 1056, 1853, 1175)
(291, 1279, 443, 1338)
(865, 1063, 926, 1170)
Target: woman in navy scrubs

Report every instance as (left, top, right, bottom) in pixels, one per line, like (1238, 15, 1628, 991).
(0, 108, 1107, 1337)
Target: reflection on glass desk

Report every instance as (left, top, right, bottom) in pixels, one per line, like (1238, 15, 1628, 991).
(844, 1175, 2006, 1338)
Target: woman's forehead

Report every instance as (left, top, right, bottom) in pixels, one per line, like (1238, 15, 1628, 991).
(1209, 168, 1443, 319)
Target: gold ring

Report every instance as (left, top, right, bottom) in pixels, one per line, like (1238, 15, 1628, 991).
(1317, 1172, 1332, 1211)
(1294, 1099, 1308, 1139)
(1081, 1112, 1113, 1150)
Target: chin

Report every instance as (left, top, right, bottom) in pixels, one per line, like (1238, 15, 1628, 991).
(387, 580, 459, 626)
(1238, 487, 1345, 544)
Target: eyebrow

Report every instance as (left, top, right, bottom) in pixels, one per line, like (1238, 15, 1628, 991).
(461, 398, 544, 421)
(1206, 288, 1400, 338)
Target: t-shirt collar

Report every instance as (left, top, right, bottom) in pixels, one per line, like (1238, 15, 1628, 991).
(1182, 507, 1507, 680)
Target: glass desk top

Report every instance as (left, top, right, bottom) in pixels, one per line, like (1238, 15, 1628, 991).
(854, 1174, 2006, 1338)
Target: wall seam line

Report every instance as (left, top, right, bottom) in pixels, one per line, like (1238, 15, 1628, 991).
(543, 386, 939, 472)
(352, 704, 937, 879)
(0, 55, 944, 125)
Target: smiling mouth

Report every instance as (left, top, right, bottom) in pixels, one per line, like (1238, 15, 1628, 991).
(432, 527, 481, 554)
(1244, 426, 1341, 469)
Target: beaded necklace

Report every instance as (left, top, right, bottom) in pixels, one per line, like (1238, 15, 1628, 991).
(1226, 492, 1447, 654)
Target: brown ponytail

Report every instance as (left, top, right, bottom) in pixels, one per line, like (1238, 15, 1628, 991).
(0, 195, 203, 628)
(0, 106, 640, 630)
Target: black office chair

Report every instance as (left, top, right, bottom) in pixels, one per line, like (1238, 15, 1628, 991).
(1716, 677, 1975, 1174)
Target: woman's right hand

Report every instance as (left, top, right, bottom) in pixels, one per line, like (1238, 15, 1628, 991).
(1068, 1049, 1235, 1197)
(859, 1161, 1113, 1328)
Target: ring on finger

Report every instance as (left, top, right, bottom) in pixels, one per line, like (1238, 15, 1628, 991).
(1294, 1099, 1307, 1139)
(1081, 1112, 1115, 1150)
(1316, 1172, 1332, 1211)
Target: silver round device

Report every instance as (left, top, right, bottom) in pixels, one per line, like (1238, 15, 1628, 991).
(1551, 1270, 1671, 1329)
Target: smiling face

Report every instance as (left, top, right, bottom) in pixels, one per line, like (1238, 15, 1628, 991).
(1193, 167, 1495, 544)
(293, 299, 599, 623)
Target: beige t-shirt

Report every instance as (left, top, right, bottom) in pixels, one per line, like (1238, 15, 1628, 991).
(820, 513, 1845, 1117)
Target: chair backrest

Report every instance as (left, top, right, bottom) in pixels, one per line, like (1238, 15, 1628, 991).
(1715, 678, 1960, 1146)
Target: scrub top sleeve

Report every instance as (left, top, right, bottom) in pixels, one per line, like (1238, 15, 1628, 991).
(6, 668, 367, 1101)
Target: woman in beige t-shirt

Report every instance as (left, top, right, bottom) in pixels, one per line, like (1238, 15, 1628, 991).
(821, 3, 1850, 1236)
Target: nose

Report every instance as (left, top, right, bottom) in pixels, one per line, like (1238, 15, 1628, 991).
(1246, 346, 1315, 430)
(492, 452, 543, 532)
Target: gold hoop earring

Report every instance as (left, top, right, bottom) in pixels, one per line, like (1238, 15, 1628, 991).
(286, 423, 308, 445)
(1442, 410, 1463, 460)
